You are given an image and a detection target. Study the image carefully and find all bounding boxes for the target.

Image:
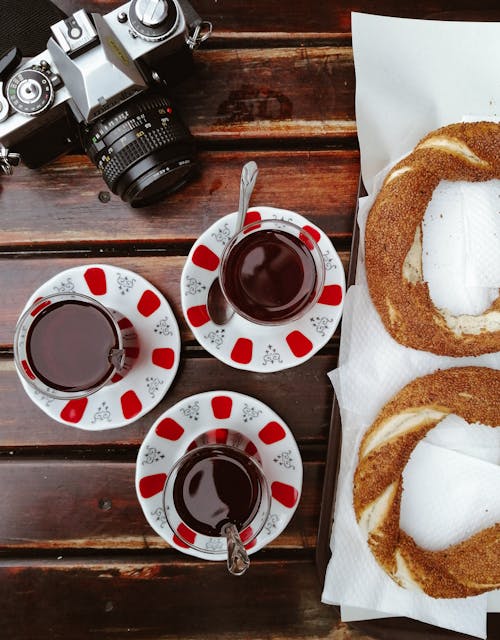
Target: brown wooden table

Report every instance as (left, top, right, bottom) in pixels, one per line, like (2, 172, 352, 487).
(1, 2, 498, 639)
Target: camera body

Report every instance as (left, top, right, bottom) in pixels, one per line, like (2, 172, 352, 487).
(0, 0, 211, 206)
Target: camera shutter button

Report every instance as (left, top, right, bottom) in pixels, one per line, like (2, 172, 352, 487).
(135, 0, 168, 26)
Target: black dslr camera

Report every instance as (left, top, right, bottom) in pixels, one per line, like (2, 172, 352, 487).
(0, 0, 211, 206)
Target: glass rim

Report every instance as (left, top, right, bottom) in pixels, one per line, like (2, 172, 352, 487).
(219, 218, 326, 326)
(13, 292, 123, 400)
(162, 443, 272, 554)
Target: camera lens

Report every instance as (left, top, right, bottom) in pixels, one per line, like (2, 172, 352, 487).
(83, 93, 197, 207)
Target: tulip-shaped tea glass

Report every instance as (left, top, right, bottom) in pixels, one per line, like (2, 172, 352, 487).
(219, 218, 325, 325)
(163, 438, 271, 575)
(14, 292, 127, 399)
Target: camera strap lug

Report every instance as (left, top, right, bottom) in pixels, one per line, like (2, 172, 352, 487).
(176, 0, 212, 49)
(0, 147, 21, 175)
(186, 21, 212, 50)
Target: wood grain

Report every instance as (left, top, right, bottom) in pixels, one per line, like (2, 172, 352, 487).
(177, 48, 355, 140)
(0, 460, 322, 550)
(0, 353, 336, 448)
(0, 152, 359, 247)
(55, 0, 500, 39)
(0, 557, 340, 640)
(2, 554, 493, 640)
(0, 254, 349, 347)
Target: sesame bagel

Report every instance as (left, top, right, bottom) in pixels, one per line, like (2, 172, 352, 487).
(353, 366, 500, 599)
(365, 121, 500, 356)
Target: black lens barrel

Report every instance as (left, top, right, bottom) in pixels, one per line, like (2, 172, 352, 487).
(83, 92, 196, 206)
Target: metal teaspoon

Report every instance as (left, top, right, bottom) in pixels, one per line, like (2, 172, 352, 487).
(206, 161, 259, 325)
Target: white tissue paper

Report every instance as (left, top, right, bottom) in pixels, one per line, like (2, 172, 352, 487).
(322, 12, 500, 639)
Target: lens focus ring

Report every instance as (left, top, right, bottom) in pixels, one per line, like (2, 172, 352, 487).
(100, 120, 188, 188)
(83, 93, 197, 206)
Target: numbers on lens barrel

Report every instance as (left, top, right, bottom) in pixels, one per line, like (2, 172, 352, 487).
(7, 68, 55, 116)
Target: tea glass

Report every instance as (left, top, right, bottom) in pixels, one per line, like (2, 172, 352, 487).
(14, 292, 126, 400)
(163, 436, 271, 561)
(219, 218, 325, 325)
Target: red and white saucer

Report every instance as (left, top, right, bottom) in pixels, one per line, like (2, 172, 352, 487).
(15, 264, 180, 430)
(136, 390, 303, 560)
(181, 207, 345, 372)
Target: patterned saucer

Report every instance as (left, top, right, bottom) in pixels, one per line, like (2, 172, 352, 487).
(15, 264, 180, 429)
(136, 390, 303, 560)
(181, 206, 345, 372)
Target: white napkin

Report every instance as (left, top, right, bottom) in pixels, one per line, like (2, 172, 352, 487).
(351, 14, 500, 195)
(357, 167, 500, 315)
(322, 15, 500, 637)
(423, 180, 500, 304)
(322, 284, 500, 638)
(401, 428, 500, 550)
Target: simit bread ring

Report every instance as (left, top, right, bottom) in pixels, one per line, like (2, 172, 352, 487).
(365, 121, 500, 356)
(353, 366, 500, 599)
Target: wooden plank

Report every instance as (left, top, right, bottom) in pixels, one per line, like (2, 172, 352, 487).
(56, 1, 500, 39)
(0, 557, 351, 640)
(3, 555, 494, 640)
(0, 150, 359, 246)
(0, 460, 322, 550)
(0, 254, 349, 347)
(175, 48, 355, 141)
(0, 352, 336, 447)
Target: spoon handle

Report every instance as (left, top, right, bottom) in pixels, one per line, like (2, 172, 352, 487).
(223, 522, 250, 576)
(235, 160, 259, 232)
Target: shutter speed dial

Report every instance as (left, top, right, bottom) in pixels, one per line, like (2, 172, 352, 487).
(7, 68, 55, 116)
(135, 0, 168, 26)
(129, 0, 178, 42)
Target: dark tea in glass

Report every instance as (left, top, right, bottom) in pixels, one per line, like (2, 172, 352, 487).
(173, 446, 263, 536)
(220, 219, 325, 324)
(14, 293, 124, 398)
(163, 442, 271, 553)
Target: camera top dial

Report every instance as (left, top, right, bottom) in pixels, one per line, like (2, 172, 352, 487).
(128, 0, 179, 42)
(6, 66, 55, 116)
(135, 0, 169, 25)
